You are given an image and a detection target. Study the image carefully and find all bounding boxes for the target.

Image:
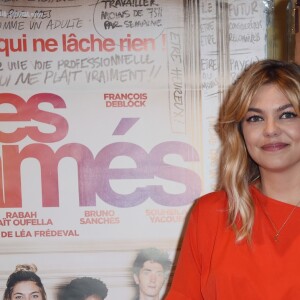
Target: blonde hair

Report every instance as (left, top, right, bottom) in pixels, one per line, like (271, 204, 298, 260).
(216, 59, 300, 241)
(15, 264, 38, 273)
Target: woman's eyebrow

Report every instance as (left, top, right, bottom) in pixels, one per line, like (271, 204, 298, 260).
(277, 103, 293, 111)
(246, 107, 262, 113)
(246, 103, 293, 113)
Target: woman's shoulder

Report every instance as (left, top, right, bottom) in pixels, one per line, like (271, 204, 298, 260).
(185, 190, 229, 240)
(189, 190, 228, 221)
(196, 189, 228, 208)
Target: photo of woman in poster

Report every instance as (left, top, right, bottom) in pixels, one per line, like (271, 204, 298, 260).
(3, 264, 47, 300)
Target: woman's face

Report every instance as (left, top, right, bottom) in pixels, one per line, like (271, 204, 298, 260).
(242, 84, 300, 175)
(11, 281, 43, 300)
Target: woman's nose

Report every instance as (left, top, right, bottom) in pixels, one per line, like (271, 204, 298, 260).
(263, 118, 281, 137)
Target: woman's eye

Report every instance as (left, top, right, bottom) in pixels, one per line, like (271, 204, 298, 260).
(245, 115, 263, 122)
(280, 111, 298, 119)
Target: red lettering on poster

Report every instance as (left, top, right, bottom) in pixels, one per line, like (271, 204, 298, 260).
(0, 93, 201, 208)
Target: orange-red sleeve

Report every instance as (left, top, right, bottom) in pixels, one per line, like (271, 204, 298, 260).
(165, 205, 203, 300)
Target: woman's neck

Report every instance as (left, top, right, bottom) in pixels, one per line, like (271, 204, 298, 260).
(259, 170, 300, 205)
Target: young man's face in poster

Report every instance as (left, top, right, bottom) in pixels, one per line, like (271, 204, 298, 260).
(134, 260, 165, 298)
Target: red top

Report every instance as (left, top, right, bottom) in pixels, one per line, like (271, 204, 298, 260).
(165, 186, 300, 299)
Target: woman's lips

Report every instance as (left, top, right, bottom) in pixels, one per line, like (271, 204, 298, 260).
(261, 143, 288, 151)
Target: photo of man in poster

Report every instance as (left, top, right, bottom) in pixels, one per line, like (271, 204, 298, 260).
(132, 248, 172, 300)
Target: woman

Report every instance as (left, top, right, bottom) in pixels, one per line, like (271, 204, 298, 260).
(3, 264, 47, 300)
(165, 59, 300, 299)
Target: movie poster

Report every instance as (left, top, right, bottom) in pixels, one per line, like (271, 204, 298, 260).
(0, 0, 272, 299)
